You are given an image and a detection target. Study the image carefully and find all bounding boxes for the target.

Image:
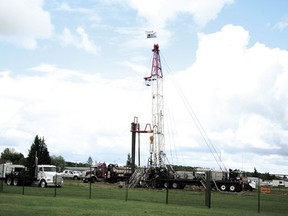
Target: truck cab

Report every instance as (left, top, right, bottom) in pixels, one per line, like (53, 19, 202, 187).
(35, 165, 63, 188)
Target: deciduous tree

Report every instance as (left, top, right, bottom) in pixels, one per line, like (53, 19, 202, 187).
(51, 155, 66, 172)
(0, 148, 25, 164)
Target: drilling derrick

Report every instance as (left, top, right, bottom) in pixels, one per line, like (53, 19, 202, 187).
(144, 44, 165, 169)
(129, 43, 245, 191)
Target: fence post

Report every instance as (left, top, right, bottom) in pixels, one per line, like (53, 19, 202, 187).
(125, 179, 129, 201)
(89, 166, 92, 199)
(205, 171, 211, 208)
(22, 169, 25, 195)
(54, 172, 57, 197)
(0, 164, 4, 192)
(257, 178, 261, 213)
(0, 179, 3, 192)
(165, 186, 169, 205)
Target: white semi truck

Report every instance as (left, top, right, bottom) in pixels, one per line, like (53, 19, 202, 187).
(0, 162, 63, 188)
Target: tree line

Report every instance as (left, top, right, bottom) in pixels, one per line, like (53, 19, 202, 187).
(0, 135, 284, 180)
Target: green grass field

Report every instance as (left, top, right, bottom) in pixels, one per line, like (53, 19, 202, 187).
(0, 180, 287, 216)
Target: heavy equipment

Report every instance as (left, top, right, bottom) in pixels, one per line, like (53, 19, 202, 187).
(129, 44, 244, 192)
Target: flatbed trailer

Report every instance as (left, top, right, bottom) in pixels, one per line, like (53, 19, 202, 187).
(139, 176, 242, 192)
(130, 167, 244, 192)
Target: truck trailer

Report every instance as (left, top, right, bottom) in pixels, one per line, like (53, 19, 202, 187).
(81, 163, 132, 183)
(129, 166, 247, 192)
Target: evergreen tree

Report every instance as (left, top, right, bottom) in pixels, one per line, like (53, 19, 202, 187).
(87, 156, 93, 166)
(126, 153, 132, 167)
(26, 135, 51, 169)
(252, 167, 260, 178)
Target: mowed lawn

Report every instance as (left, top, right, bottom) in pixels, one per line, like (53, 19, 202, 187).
(0, 180, 287, 216)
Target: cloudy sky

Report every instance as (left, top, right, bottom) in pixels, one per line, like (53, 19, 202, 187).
(1, 0, 288, 174)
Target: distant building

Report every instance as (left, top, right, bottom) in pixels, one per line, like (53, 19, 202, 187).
(271, 179, 288, 187)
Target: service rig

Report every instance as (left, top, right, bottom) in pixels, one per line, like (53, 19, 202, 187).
(129, 44, 248, 192)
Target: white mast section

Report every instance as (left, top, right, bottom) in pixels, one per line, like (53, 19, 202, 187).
(144, 44, 165, 168)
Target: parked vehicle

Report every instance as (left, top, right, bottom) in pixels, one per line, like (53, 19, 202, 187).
(0, 162, 63, 188)
(61, 170, 80, 180)
(0, 163, 25, 180)
(129, 166, 245, 192)
(81, 163, 132, 183)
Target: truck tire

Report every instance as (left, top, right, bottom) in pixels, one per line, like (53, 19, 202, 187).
(172, 182, 178, 189)
(40, 180, 46, 188)
(13, 178, 19, 186)
(163, 182, 169, 188)
(90, 177, 96, 183)
(220, 184, 227, 191)
(139, 180, 147, 188)
(73, 176, 78, 180)
(6, 177, 12, 186)
(151, 181, 156, 189)
(229, 184, 236, 192)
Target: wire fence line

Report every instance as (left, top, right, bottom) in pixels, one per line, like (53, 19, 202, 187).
(0, 179, 204, 205)
(1, 179, 288, 215)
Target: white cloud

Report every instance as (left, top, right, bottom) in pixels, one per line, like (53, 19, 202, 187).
(56, 2, 102, 23)
(60, 27, 99, 54)
(108, 0, 233, 51)
(127, 0, 233, 28)
(112, 0, 233, 51)
(0, 0, 53, 49)
(274, 16, 288, 31)
(1, 8, 288, 174)
(164, 24, 288, 173)
(56, 2, 91, 13)
(120, 61, 147, 75)
(1, 21, 288, 173)
(0, 65, 148, 162)
(76, 27, 99, 54)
